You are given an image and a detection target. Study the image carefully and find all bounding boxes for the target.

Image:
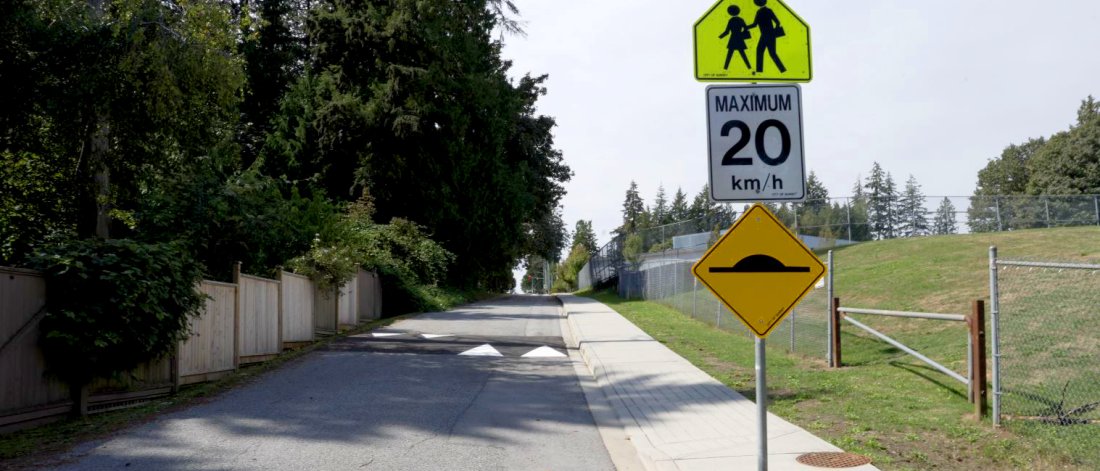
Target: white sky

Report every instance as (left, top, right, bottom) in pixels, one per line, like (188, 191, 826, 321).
(500, 0, 1100, 248)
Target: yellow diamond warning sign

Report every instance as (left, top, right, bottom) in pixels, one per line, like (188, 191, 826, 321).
(692, 203, 825, 338)
(693, 0, 811, 82)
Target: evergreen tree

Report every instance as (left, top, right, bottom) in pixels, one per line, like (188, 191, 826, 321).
(621, 181, 645, 234)
(798, 172, 830, 237)
(689, 184, 714, 220)
(804, 171, 830, 209)
(899, 175, 929, 237)
(652, 185, 670, 226)
(571, 220, 598, 253)
(848, 177, 872, 241)
(670, 188, 689, 222)
(933, 197, 958, 235)
(864, 163, 900, 239)
(290, 0, 571, 287)
(239, 0, 308, 166)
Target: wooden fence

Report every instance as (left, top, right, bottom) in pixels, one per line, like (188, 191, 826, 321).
(337, 278, 357, 328)
(357, 269, 383, 321)
(280, 272, 313, 344)
(0, 267, 68, 429)
(236, 266, 281, 364)
(313, 285, 338, 335)
(177, 281, 237, 385)
(0, 266, 381, 432)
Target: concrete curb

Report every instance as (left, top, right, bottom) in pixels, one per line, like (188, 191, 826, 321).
(557, 294, 879, 471)
(562, 304, 671, 471)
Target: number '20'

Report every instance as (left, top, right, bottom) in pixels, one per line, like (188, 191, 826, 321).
(720, 119, 791, 167)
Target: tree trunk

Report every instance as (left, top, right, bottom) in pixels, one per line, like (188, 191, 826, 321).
(77, 114, 111, 239)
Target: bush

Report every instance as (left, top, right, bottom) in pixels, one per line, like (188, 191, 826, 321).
(552, 244, 589, 292)
(29, 239, 206, 386)
(290, 195, 455, 311)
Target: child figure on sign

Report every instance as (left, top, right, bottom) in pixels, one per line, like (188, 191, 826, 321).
(719, 5, 752, 70)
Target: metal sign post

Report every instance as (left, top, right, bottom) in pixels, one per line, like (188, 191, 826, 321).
(692, 2, 813, 467)
(756, 337, 768, 471)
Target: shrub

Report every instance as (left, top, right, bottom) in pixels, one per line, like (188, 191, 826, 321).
(29, 239, 206, 386)
(289, 195, 455, 311)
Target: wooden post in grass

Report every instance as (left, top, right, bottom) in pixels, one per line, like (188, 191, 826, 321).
(969, 300, 987, 418)
(831, 297, 842, 368)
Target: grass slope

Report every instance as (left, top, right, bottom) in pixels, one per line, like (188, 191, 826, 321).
(584, 225, 1100, 470)
(829, 226, 1100, 313)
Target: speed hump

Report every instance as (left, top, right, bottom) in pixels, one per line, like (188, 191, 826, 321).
(693, 0, 811, 82)
(692, 203, 825, 338)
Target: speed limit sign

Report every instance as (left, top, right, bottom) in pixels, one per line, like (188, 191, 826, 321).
(706, 84, 805, 202)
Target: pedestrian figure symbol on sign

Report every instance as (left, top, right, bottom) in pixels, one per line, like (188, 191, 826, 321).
(719, 5, 752, 70)
(694, 0, 810, 82)
(747, 0, 787, 74)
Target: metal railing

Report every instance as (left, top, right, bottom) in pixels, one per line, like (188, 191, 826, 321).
(832, 300, 988, 417)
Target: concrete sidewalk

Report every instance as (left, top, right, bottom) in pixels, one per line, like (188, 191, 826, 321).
(559, 294, 878, 471)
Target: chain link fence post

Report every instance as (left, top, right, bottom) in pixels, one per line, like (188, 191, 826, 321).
(1094, 195, 1099, 226)
(989, 246, 1001, 426)
(827, 250, 834, 365)
(995, 197, 1003, 231)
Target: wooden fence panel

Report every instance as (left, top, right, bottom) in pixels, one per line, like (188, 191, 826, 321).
(237, 274, 280, 362)
(313, 286, 337, 335)
(280, 272, 313, 343)
(357, 270, 383, 321)
(88, 358, 172, 396)
(177, 281, 237, 382)
(0, 267, 69, 420)
(337, 279, 357, 327)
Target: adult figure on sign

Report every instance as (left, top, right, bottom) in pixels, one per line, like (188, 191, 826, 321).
(748, 0, 787, 74)
(719, 4, 752, 70)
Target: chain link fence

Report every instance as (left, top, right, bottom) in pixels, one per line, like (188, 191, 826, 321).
(992, 254, 1100, 467)
(616, 248, 832, 360)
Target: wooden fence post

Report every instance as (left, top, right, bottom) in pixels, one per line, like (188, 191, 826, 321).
(276, 271, 284, 351)
(333, 286, 340, 333)
(233, 262, 241, 371)
(170, 343, 180, 394)
(831, 297, 842, 368)
(970, 300, 987, 418)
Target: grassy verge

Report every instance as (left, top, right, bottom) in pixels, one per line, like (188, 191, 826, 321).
(0, 312, 422, 469)
(584, 290, 1090, 471)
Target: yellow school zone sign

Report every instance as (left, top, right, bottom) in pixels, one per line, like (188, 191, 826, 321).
(693, 0, 811, 82)
(692, 204, 825, 338)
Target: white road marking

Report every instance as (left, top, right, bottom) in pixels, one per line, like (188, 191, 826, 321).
(371, 332, 403, 337)
(459, 344, 503, 357)
(420, 334, 453, 339)
(521, 346, 566, 358)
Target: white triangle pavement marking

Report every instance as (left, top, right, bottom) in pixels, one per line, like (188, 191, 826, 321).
(371, 332, 403, 337)
(459, 344, 503, 357)
(521, 346, 566, 358)
(421, 334, 454, 339)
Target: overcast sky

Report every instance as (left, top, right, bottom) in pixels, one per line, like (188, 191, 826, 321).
(500, 0, 1100, 249)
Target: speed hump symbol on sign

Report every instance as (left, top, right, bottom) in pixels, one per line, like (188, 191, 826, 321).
(692, 203, 825, 338)
(693, 0, 811, 82)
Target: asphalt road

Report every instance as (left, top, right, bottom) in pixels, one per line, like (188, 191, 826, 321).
(49, 295, 615, 470)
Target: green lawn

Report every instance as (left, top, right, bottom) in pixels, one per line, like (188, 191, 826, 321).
(581, 225, 1100, 470)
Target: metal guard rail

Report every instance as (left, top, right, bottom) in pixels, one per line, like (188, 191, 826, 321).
(839, 307, 966, 322)
(840, 315, 969, 386)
